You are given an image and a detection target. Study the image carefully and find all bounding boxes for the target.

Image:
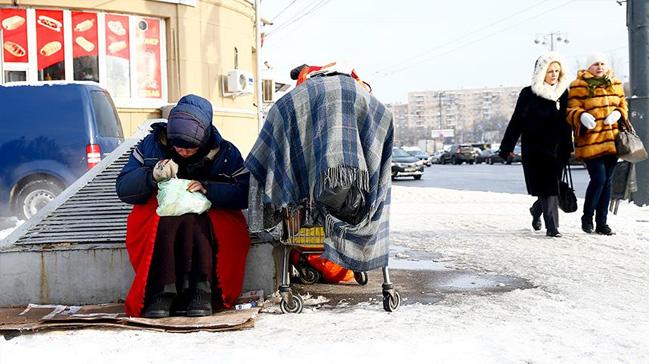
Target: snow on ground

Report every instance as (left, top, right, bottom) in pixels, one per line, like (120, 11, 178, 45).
(0, 217, 22, 241)
(2, 186, 649, 363)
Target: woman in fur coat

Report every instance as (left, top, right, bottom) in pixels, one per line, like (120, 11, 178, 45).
(499, 52, 573, 237)
(566, 52, 627, 235)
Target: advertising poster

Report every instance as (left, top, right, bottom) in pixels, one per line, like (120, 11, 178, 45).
(1, 8, 29, 63)
(35, 9, 65, 76)
(71, 12, 98, 57)
(71, 11, 99, 81)
(105, 14, 129, 60)
(105, 13, 131, 98)
(135, 17, 161, 98)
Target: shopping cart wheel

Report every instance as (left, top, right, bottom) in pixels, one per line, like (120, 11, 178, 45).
(299, 265, 321, 285)
(280, 294, 304, 314)
(382, 290, 401, 312)
(354, 271, 368, 286)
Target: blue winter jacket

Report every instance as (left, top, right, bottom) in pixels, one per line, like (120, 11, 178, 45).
(116, 122, 249, 209)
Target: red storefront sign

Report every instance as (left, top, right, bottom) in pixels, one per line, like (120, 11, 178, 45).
(105, 13, 129, 60)
(35, 9, 65, 70)
(71, 11, 98, 57)
(135, 17, 161, 99)
(1, 8, 29, 63)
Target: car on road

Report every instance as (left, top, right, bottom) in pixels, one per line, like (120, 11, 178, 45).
(429, 151, 444, 164)
(440, 144, 477, 165)
(486, 145, 522, 165)
(475, 148, 495, 164)
(0, 82, 124, 219)
(392, 147, 424, 180)
(404, 149, 432, 167)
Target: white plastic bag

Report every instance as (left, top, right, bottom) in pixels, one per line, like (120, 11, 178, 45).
(156, 178, 212, 216)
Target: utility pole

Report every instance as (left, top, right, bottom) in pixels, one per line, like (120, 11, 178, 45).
(628, 0, 649, 205)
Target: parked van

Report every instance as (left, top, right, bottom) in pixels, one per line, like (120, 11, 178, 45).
(0, 82, 124, 219)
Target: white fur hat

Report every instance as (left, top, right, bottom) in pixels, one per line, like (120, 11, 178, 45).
(586, 52, 608, 67)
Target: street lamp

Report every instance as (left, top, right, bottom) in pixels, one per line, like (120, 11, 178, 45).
(534, 32, 569, 51)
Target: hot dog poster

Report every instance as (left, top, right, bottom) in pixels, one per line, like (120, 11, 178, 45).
(35, 9, 65, 71)
(1, 8, 29, 63)
(71, 11, 98, 57)
(105, 14, 129, 60)
(135, 17, 161, 98)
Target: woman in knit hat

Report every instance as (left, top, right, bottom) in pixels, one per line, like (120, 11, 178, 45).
(499, 52, 574, 237)
(116, 94, 251, 318)
(567, 52, 627, 235)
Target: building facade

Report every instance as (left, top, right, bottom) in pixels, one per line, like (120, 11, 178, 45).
(0, 0, 260, 154)
(403, 86, 521, 145)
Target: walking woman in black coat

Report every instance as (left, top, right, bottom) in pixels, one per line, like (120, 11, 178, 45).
(499, 52, 574, 237)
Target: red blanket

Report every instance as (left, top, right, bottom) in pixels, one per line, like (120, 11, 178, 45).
(124, 197, 251, 317)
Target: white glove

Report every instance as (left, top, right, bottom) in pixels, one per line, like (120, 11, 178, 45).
(604, 110, 621, 125)
(152, 159, 178, 182)
(580, 112, 597, 129)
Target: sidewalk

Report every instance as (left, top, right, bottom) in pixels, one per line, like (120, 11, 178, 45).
(2, 185, 649, 363)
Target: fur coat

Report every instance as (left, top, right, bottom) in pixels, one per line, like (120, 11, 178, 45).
(567, 69, 627, 160)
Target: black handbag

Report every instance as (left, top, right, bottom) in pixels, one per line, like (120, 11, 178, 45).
(558, 164, 578, 213)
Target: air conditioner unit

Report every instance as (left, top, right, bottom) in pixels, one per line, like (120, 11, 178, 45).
(226, 69, 254, 94)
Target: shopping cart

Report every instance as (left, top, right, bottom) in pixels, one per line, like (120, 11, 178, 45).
(277, 204, 401, 314)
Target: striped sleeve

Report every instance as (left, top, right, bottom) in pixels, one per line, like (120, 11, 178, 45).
(567, 80, 587, 136)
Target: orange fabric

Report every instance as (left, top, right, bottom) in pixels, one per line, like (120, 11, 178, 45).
(298, 252, 354, 283)
(567, 70, 627, 160)
(124, 197, 251, 317)
(296, 62, 367, 92)
(291, 250, 354, 283)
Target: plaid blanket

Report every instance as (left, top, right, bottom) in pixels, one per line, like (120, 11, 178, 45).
(245, 74, 393, 271)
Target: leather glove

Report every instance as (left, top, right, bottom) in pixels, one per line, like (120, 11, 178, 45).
(580, 112, 597, 129)
(152, 159, 178, 182)
(604, 110, 621, 125)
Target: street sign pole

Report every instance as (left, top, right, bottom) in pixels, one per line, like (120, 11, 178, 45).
(628, 0, 649, 205)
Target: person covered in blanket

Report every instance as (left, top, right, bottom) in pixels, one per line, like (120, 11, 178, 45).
(273, 62, 377, 284)
(116, 94, 250, 318)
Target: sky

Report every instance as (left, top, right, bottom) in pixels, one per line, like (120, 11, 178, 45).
(260, 0, 630, 103)
(3, 185, 648, 362)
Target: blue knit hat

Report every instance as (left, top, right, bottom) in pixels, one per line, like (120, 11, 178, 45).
(167, 94, 213, 148)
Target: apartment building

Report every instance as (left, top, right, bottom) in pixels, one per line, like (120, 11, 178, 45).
(403, 86, 522, 144)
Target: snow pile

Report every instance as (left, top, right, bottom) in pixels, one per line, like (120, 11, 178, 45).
(2, 186, 648, 363)
(0, 217, 23, 242)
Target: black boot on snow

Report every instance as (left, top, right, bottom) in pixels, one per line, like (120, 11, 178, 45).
(581, 215, 594, 234)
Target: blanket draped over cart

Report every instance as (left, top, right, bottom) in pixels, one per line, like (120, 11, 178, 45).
(245, 74, 394, 272)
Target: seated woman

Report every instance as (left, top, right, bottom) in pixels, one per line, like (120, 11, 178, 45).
(116, 94, 250, 318)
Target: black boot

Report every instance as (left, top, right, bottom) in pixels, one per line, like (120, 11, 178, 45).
(187, 283, 212, 317)
(595, 224, 615, 236)
(530, 208, 541, 231)
(546, 230, 562, 238)
(581, 215, 594, 234)
(142, 292, 175, 318)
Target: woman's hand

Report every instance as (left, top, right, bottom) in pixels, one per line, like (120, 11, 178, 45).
(604, 110, 621, 125)
(152, 159, 178, 182)
(187, 180, 207, 194)
(580, 112, 597, 129)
